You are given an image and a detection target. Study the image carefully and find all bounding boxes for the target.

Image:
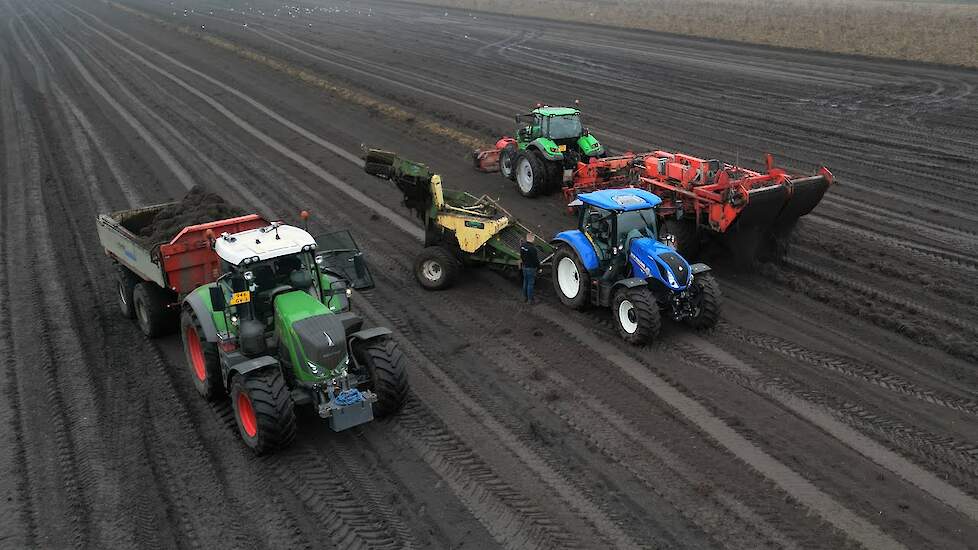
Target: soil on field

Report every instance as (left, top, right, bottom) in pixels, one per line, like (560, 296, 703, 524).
(2, 0, 977, 548)
(130, 185, 245, 244)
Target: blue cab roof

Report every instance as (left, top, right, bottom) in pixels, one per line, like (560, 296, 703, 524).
(576, 189, 662, 211)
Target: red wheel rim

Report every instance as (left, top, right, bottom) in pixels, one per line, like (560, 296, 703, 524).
(186, 326, 206, 382)
(237, 392, 258, 438)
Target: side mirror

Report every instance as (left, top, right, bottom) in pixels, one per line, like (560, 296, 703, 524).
(209, 286, 226, 311)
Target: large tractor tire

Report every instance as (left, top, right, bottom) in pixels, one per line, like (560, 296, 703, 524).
(499, 143, 518, 181)
(685, 273, 721, 330)
(414, 246, 460, 290)
(662, 218, 701, 260)
(552, 247, 590, 310)
(355, 337, 409, 418)
(181, 309, 224, 401)
(117, 268, 139, 319)
(612, 287, 661, 345)
(133, 282, 174, 338)
(230, 369, 296, 455)
(515, 150, 547, 197)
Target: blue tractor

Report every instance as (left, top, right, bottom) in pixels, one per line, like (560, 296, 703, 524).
(551, 189, 721, 344)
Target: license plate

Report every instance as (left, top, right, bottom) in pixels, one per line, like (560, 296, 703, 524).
(558, 144, 567, 152)
(229, 290, 251, 305)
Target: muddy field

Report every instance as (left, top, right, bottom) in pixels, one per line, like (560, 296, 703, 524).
(1, 0, 977, 548)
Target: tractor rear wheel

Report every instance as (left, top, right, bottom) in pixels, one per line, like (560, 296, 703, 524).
(552, 247, 590, 310)
(613, 288, 661, 345)
(117, 268, 139, 319)
(685, 273, 721, 330)
(414, 246, 460, 290)
(355, 337, 409, 418)
(500, 144, 518, 181)
(515, 150, 547, 197)
(230, 369, 296, 455)
(662, 218, 701, 259)
(133, 282, 174, 338)
(181, 309, 224, 401)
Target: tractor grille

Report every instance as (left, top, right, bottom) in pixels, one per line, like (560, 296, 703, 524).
(658, 252, 689, 284)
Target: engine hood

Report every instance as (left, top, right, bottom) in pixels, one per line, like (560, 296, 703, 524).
(274, 290, 347, 378)
(627, 237, 692, 290)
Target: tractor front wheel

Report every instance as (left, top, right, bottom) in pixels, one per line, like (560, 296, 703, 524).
(515, 150, 547, 197)
(181, 310, 224, 401)
(685, 273, 721, 330)
(612, 288, 661, 345)
(230, 369, 296, 455)
(355, 337, 409, 418)
(414, 246, 460, 290)
(552, 247, 590, 310)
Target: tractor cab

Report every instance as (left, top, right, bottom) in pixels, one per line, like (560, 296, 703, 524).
(572, 189, 663, 267)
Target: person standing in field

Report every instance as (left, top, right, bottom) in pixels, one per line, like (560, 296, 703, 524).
(520, 233, 540, 304)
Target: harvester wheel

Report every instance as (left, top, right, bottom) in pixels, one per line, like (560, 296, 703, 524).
(515, 150, 547, 197)
(552, 247, 589, 310)
(230, 369, 296, 455)
(685, 273, 721, 330)
(500, 144, 518, 181)
(181, 309, 224, 401)
(354, 336, 409, 418)
(662, 218, 701, 259)
(117, 268, 139, 319)
(612, 288, 661, 345)
(133, 282, 173, 338)
(414, 246, 460, 290)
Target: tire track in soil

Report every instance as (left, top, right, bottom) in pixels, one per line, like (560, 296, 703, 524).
(30, 6, 508, 548)
(719, 322, 978, 418)
(16, 5, 407, 549)
(65, 4, 920, 544)
(0, 45, 36, 550)
(47, 14, 648, 544)
(358, 257, 802, 550)
(30, 1, 976, 548)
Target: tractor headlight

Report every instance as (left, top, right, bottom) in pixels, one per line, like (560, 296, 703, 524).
(666, 269, 678, 288)
(243, 270, 254, 281)
(346, 288, 352, 297)
(315, 254, 324, 266)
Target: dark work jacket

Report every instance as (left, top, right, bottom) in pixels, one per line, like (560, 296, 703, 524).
(520, 242, 540, 268)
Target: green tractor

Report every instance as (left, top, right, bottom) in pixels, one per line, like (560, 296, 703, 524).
(494, 106, 605, 197)
(180, 224, 408, 455)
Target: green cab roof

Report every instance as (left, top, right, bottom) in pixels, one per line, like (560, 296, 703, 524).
(532, 106, 580, 116)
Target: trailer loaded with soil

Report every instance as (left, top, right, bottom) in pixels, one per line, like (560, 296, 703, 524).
(96, 189, 408, 454)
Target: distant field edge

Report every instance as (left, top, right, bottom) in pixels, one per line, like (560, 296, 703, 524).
(390, 0, 978, 69)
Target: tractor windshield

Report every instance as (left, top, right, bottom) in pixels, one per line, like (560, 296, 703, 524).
(545, 115, 583, 140)
(616, 209, 657, 241)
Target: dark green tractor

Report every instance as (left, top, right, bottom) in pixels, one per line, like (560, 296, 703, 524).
(180, 225, 408, 455)
(498, 106, 605, 197)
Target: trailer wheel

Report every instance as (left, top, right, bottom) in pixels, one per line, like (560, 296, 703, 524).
(662, 218, 701, 259)
(500, 144, 518, 181)
(133, 282, 173, 338)
(414, 246, 460, 290)
(181, 310, 224, 401)
(354, 336, 409, 418)
(685, 273, 721, 330)
(515, 150, 547, 197)
(230, 369, 296, 455)
(117, 269, 139, 319)
(613, 287, 661, 345)
(552, 247, 590, 310)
